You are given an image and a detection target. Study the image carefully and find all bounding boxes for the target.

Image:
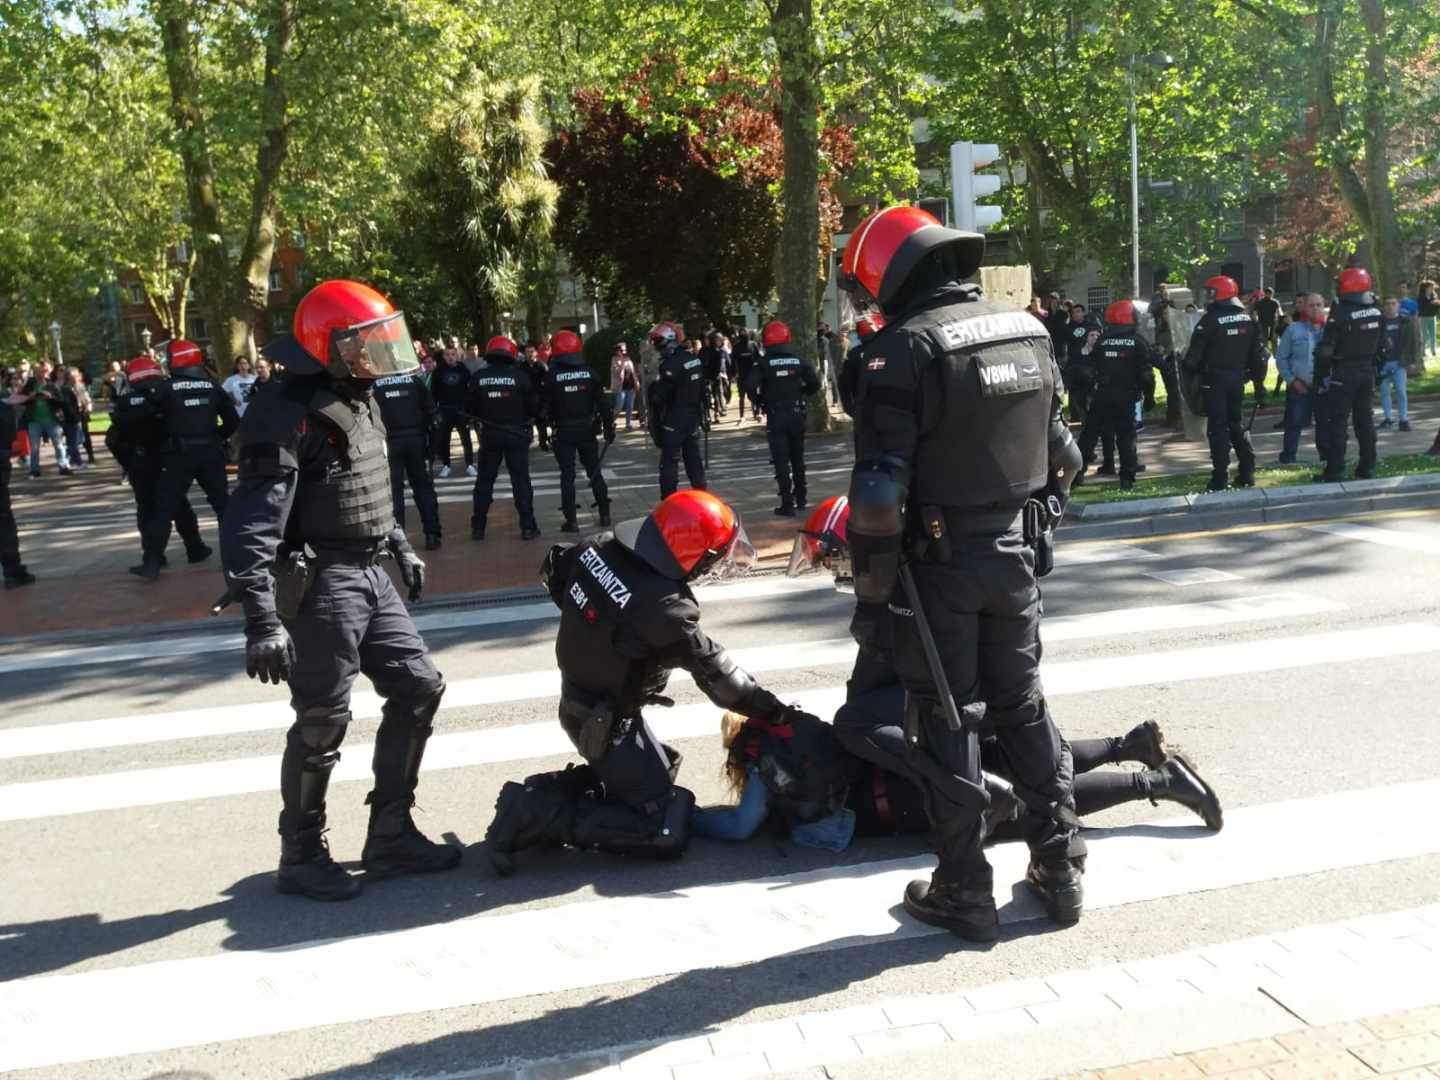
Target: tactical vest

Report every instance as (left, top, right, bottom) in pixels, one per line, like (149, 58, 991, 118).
(292, 386, 394, 544)
(555, 537, 681, 714)
(1196, 303, 1259, 370)
(374, 373, 429, 435)
(908, 299, 1055, 506)
(470, 359, 529, 431)
(1094, 334, 1141, 388)
(111, 385, 166, 451)
(547, 358, 600, 434)
(756, 350, 806, 408)
(1332, 301, 1383, 367)
(735, 711, 850, 826)
(161, 371, 224, 440)
(658, 347, 706, 411)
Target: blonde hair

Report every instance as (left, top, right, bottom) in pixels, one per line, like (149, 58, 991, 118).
(718, 711, 750, 801)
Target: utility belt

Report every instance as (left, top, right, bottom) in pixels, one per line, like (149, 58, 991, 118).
(559, 687, 674, 762)
(905, 503, 1025, 564)
(167, 434, 222, 452)
(272, 539, 387, 619)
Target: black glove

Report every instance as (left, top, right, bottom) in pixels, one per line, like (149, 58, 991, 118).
(387, 529, 426, 603)
(246, 622, 295, 684)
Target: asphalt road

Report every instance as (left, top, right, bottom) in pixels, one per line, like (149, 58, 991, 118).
(3, 512, 1440, 1077)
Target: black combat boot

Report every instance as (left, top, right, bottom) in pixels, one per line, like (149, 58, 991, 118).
(597, 500, 612, 527)
(471, 518, 486, 541)
(1025, 855, 1084, 925)
(2, 564, 36, 589)
(774, 502, 796, 517)
(276, 748, 363, 901)
(520, 515, 541, 541)
(128, 558, 162, 581)
(1109, 720, 1167, 768)
(361, 714, 461, 877)
(424, 534, 442, 551)
(185, 543, 213, 563)
(795, 490, 808, 510)
(1206, 469, 1228, 492)
(1118, 475, 1135, 491)
(484, 780, 576, 876)
(1095, 463, 1116, 477)
(560, 516, 580, 534)
(903, 863, 998, 943)
(1139, 754, 1224, 831)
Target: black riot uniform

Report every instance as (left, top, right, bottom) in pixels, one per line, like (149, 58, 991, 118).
(484, 523, 793, 873)
(468, 344, 539, 540)
(526, 353, 551, 451)
(543, 347, 614, 532)
(429, 358, 474, 471)
(374, 371, 442, 547)
(849, 279, 1085, 941)
(221, 344, 459, 901)
(0, 398, 34, 588)
(648, 340, 708, 497)
(136, 360, 238, 578)
(746, 341, 821, 514)
(107, 376, 207, 565)
(1077, 326, 1150, 488)
(1315, 293, 1383, 481)
(1183, 300, 1266, 489)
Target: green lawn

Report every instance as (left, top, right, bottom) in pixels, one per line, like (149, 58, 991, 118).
(1141, 355, 1440, 416)
(1070, 452, 1440, 504)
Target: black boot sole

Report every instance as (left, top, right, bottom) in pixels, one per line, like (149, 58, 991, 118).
(361, 844, 462, 879)
(901, 880, 999, 942)
(275, 871, 364, 901)
(1169, 753, 1224, 831)
(1025, 869, 1083, 925)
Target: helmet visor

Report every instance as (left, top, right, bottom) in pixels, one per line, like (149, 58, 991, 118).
(786, 532, 818, 578)
(692, 521, 757, 583)
(784, 528, 852, 589)
(333, 312, 420, 379)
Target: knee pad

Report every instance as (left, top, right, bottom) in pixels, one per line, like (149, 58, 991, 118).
(291, 706, 349, 759)
(384, 670, 446, 730)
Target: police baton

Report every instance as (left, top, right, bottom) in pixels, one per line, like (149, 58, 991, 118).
(210, 586, 235, 616)
(586, 437, 612, 484)
(897, 561, 966, 734)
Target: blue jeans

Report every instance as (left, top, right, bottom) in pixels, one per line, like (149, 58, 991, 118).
(1280, 387, 1325, 462)
(1379, 361, 1408, 422)
(613, 388, 634, 427)
(27, 421, 69, 473)
(1424, 316, 1437, 355)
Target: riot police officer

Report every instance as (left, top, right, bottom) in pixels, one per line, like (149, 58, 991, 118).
(374, 366, 442, 550)
(483, 490, 809, 874)
(107, 356, 209, 570)
(1183, 275, 1266, 491)
(133, 339, 238, 580)
(0, 390, 34, 589)
(839, 314, 883, 419)
(469, 335, 540, 541)
(746, 320, 821, 516)
(840, 204, 1085, 941)
(430, 347, 474, 478)
(646, 322, 708, 498)
(543, 330, 614, 533)
(1076, 301, 1150, 490)
(1315, 267, 1383, 482)
(220, 279, 460, 901)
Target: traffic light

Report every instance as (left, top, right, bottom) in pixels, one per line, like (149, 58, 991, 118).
(950, 141, 1004, 233)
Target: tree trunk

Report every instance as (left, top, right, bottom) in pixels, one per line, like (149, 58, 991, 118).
(157, 1, 232, 364)
(771, 0, 831, 434)
(230, 0, 295, 371)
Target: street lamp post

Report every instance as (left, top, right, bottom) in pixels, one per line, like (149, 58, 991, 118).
(1129, 51, 1173, 300)
(48, 321, 63, 367)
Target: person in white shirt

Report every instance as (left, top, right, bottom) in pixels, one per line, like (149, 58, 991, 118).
(222, 357, 258, 417)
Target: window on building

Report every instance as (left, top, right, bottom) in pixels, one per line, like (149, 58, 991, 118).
(1275, 264, 1296, 296)
(271, 309, 289, 332)
(189, 317, 208, 340)
(269, 269, 283, 292)
(129, 283, 145, 305)
(1086, 285, 1110, 311)
(1221, 262, 1246, 293)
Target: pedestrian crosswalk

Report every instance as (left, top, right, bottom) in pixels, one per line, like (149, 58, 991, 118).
(3, 525, 1439, 1079)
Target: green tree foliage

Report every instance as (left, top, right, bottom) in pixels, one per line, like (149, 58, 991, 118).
(407, 71, 558, 342)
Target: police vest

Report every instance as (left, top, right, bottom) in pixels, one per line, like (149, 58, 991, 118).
(111, 385, 166, 452)
(756, 350, 807, 408)
(547, 359, 601, 433)
(1094, 334, 1141, 388)
(292, 385, 394, 544)
(735, 711, 850, 826)
(907, 299, 1055, 506)
(1332, 301, 1383, 366)
(1196, 304, 1259, 370)
(160, 371, 224, 440)
(373, 373, 429, 435)
(657, 348, 706, 411)
(470, 359, 530, 430)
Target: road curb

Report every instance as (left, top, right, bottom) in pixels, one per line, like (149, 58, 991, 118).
(1061, 472, 1440, 540)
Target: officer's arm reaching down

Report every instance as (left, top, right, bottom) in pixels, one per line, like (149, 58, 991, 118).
(653, 592, 785, 719)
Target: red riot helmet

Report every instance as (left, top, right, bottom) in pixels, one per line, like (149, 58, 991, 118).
(855, 315, 884, 339)
(292, 279, 420, 379)
(485, 335, 519, 360)
(1103, 300, 1136, 327)
(761, 320, 791, 347)
(840, 205, 985, 314)
(615, 490, 756, 582)
(126, 356, 164, 383)
(786, 495, 851, 581)
(535, 345, 551, 363)
(1204, 275, 1240, 303)
(163, 338, 204, 369)
(1338, 267, 1374, 295)
(550, 330, 582, 357)
(648, 321, 685, 348)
